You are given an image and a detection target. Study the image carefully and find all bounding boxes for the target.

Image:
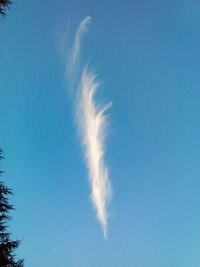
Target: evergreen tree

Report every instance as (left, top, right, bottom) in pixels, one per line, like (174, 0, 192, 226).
(0, 149, 23, 266)
(0, 0, 12, 16)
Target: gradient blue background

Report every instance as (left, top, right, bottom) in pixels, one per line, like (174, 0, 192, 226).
(1, 0, 200, 266)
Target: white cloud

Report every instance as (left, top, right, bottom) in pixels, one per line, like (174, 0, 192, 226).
(66, 16, 112, 238)
(68, 16, 91, 73)
(77, 69, 112, 238)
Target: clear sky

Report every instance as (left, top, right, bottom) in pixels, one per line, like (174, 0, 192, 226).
(1, 0, 200, 266)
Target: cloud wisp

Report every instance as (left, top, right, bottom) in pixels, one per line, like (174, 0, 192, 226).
(67, 16, 112, 238)
(68, 16, 91, 73)
(77, 69, 112, 238)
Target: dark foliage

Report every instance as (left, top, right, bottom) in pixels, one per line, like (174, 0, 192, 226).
(0, 0, 12, 16)
(0, 149, 24, 266)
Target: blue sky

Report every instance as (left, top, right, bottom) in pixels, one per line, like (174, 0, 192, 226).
(1, 0, 200, 266)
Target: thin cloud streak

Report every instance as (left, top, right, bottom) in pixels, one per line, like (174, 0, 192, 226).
(67, 16, 112, 238)
(68, 16, 91, 73)
(77, 69, 112, 238)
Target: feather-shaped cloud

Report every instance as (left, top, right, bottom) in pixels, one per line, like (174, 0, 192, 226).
(67, 16, 112, 238)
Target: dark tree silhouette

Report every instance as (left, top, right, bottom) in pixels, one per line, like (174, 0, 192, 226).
(0, 0, 12, 16)
(0, 149, 24, 266)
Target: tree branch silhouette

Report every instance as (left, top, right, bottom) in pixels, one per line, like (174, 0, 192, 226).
(0, 0, 12, 17)
(0, 149, 24, 267)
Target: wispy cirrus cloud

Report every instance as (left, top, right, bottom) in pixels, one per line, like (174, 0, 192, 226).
(68, 16, 91, 73)
(77, 69, 112, 238)
(66, 16, 112, 238)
